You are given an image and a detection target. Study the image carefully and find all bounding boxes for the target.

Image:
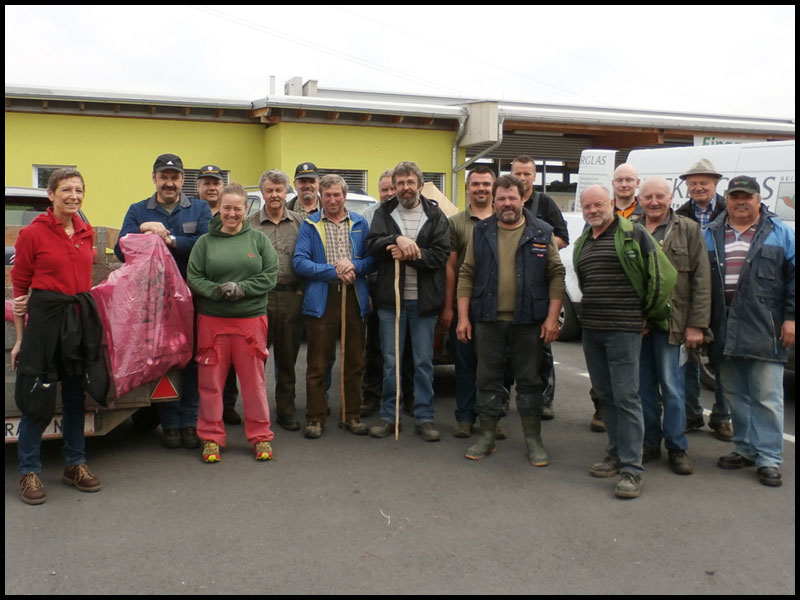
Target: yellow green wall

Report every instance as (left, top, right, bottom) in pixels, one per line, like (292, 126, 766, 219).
(5, 111, 466, 226)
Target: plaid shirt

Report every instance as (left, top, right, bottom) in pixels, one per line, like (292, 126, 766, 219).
(322, 214, 352, 265)
(692, 198, 717, 229)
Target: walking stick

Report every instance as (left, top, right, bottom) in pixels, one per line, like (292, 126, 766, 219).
(394, 258, 401, 441)
(340, 282, 347, 427)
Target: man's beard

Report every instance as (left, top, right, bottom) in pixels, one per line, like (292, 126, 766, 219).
(399, 192, 420, 209)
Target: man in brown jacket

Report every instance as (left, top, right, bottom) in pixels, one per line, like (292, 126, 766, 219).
(638, 178, 711, 475)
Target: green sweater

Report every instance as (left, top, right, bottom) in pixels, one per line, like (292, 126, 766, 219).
(187, 215, 278, 318)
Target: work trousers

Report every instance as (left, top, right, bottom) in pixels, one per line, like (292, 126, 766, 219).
(267, 289, 303, 420)
(305, 284, 366, 425)
(196, 314, 273, 446)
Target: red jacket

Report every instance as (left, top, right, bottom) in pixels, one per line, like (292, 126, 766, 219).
(11, 208, 94, 298)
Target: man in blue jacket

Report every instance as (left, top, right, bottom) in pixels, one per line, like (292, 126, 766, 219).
(115, 153, 212, 451)
(293, 174, 375, 439)
(706, 176, 795, 487)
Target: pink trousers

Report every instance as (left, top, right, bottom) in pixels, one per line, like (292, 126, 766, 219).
(196, 314, 273, 446)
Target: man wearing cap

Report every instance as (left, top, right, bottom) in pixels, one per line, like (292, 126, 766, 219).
(707, 176, 794, 487)
(249, 169, 305, 432)
(676, 159, 732, 441)
(287, 162, 322, 220)
(194, 164, 241, 426)
(115, 153, 212, 450)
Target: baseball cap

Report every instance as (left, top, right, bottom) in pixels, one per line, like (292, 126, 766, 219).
(726, 176, 760, 195)
(294, 162, 319, 179)
(153, 153, 184, 173)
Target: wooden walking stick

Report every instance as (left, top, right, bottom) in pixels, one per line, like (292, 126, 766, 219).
(340, 282, 347, 427)
(394, 258, 401, 441)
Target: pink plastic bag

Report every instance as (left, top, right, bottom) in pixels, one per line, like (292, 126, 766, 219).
(91, 234, 194, 397)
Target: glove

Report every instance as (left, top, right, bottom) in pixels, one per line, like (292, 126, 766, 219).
(219, 282, 245, 301)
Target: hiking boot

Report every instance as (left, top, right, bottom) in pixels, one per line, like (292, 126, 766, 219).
(304, 422, 324, 439)
(181, 427, 201, 449)
(343, 419, 369, 436)
(465, 416, 498, 460)
(222, 406, 242, 425)
(19, 472, 46, 505)
(453, 422, 473, 438)
(615, 472, 642, 499)
(495, 423, 507, 440)
(276, 415, 301, 431)
(590, 456, 621, 478)
(642, 445, 662, 463)
(359, 402, 379, 418)
(62, 464, 101, 492)
(717, 452, 755, 470)
(202, 441, 221, 463)
(370, 420, 398, 438)
(415, 421, 441, 442)
(685, 414, 705, 432)
(162, 428, 182, 449)
(590, 411, 606, 433)
(520, 415, 549, 467)
(711, 421, 733, 442)
(757, 466, 782, 487)
(541, 404, 555, 421)
(668, 450, 694, 475)
(253, 441, 274, 461)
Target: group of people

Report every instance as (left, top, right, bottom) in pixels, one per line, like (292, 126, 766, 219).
(11, 151, 793, 505)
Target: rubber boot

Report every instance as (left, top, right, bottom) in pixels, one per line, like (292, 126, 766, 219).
(521, 414, 549, 467)
(465, 415, 498, 460)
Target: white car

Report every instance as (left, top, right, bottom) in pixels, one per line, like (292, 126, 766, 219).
(557, 211, 588, 341)
(245, 187, 377, 217)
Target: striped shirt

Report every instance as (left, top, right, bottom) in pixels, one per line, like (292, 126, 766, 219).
(397, 202, 424, 300)
(322, 214, 352, 266)
(723, 222, 756, 306)
(577, 219, 644, 332)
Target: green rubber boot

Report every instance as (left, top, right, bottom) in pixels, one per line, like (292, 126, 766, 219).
(521, 415, 549, 467)
(465, 416, 498, 460)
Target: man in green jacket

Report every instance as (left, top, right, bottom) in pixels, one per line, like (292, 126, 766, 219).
(574, 185, 676, 499)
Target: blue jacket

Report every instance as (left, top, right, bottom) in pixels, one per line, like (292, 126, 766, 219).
(292, 211, 375, 319)
(705, 206, 795, 363)
(114, 193, 212, 277)
(470, 209, 556, 324)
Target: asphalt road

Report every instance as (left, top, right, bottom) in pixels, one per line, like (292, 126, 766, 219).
(4, 340, 795, 595)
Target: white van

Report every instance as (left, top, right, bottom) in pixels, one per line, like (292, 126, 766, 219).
(574, 140, 795, 223)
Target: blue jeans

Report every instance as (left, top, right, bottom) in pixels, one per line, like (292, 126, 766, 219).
(378, 301, 436, 423)
(450, 320, 477, 424)
(685, 356, 730, 425)
(157, 361, 199, 429)
(475, 321, 544, 418)
(582, 329, 644, 477)
(18, 375, 87, 474)
(718, 358, 784, 467)
(639, 331, 688, 451)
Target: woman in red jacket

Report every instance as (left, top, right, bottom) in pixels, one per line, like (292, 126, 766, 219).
(11, 168, 103, 505)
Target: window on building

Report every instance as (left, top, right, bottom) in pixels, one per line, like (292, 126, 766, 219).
(318, 168, 367, 194)
(423, 172, 446, 195)
(33, 165, 75, 189)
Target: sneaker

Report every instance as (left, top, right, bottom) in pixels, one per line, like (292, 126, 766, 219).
(202, 441, 221, 463)
(222, 406, 242, 425)
(711, 421, 733, 442)
(668, 450, 694, 475)
(343, 419, 369, 436)
(685, 414, 705, 432)
(304, 422, 324, 439)
(590, 411, 606, 433)
(162, 428, 182, 449)
(370, 419, 397, 438)
(253, 441, 274, 461)
(19, 472, 46, 505)
(590, 456, 621, 478)
(415, 421, 441, 442)
(181, 427, 201, 449)
(642, 446, 662, 463)
(62, 464, 101, 492)
(453, 422, 473, 438)
(615, 472, 642, 499)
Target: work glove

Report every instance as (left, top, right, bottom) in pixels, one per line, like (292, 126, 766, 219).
(219, 282, 245, 301)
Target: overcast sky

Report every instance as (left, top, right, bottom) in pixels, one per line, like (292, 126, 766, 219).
(4, 5, 796, 120)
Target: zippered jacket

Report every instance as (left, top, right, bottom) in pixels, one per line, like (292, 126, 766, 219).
(573, 215, 677, 332)
(704, 206, 795, 363)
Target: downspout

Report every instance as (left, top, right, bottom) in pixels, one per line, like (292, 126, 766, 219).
(451, 112, 506, 210)
(450, 111, 468, 210)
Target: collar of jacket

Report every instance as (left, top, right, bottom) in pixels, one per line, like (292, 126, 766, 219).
(146, 192, 191, 210)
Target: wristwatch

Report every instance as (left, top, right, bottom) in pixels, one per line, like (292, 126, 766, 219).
(167, 234, 177, 248)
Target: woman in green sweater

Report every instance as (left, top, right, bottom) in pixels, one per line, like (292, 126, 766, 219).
(187, 183, 278, 463)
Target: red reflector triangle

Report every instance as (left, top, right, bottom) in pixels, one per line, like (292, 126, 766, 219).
(151, 375, 179, 400)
